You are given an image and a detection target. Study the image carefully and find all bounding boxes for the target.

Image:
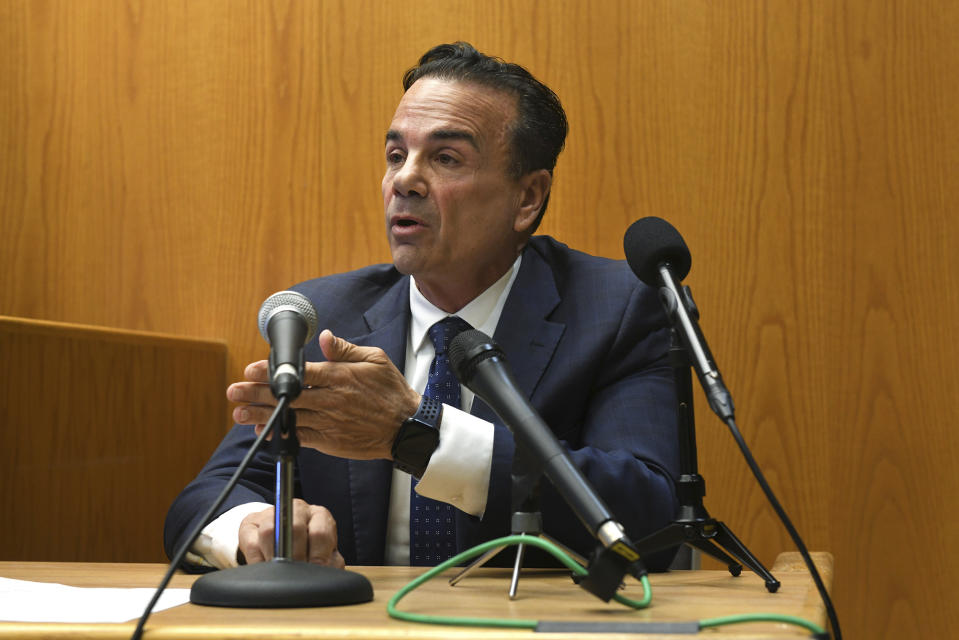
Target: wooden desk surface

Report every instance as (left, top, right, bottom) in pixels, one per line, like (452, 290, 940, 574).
(0, 552, 831, 639)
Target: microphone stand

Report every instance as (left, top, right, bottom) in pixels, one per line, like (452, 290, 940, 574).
(635, 325, 780, 593)
(189, 402, 373, 607)
(448, 445, 586, 599)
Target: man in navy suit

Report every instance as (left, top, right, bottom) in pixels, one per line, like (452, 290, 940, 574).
(165, 42, 680, 571)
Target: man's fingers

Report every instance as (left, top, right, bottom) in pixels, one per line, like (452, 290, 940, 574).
(227, 381, 274, 405)
(243, 360, 269, 382)
(318, 329, 386, 364)
(238, 510, 272, 564)
(227, 377, 278, 425)
(237, 503, 341, 568)
(291, 502, 310, 563)
(306, 505, 339, 565)
(318, 329, 347, 361)
(255, 516, 275, 561)
(235, 401, 285, 426)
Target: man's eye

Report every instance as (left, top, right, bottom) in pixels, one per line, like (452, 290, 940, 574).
(436, 154, 457, 165)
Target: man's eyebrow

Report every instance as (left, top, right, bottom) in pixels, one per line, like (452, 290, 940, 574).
(384, 128, 478, 150)
(429, 129, 478, 150)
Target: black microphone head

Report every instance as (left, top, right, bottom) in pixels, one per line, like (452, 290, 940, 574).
(623, 216, 692, 285)
(257, 290, 320, 345)
(449, 329, 505, 386)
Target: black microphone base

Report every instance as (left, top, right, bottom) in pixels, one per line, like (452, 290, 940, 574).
(190, 559, 374, 608)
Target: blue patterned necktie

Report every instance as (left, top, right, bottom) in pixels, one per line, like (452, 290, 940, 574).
(409, 315, 472, 566)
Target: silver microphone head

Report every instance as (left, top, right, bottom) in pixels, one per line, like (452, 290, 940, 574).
(257, 290, 320, 345)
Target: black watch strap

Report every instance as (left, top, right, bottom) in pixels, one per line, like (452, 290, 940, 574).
(391, 395, 443, 478)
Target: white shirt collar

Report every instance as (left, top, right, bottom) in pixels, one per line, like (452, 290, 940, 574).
(408, 254, 523, 355)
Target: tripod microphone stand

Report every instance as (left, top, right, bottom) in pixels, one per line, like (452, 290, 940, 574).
(448, 446, 586, 599)
(635, 327, 780, 593)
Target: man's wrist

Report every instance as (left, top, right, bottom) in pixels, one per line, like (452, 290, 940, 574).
(412, 406, 494, 517)
(391, 395, 442, 478)
(192, 502, 270, 570)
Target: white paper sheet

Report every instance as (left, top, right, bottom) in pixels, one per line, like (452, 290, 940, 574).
(0, 576, 190, 623)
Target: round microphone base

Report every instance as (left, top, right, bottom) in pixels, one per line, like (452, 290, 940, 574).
(190, 558, 374, 608)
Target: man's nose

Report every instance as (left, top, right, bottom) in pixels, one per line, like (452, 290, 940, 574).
(391, 158, 427, 198)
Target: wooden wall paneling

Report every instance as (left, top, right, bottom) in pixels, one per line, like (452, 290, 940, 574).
(827, 1, 959, 634)
(0, 316, 229, 562)
(1, 1, 958, 637)
(680, 3, 959, 638)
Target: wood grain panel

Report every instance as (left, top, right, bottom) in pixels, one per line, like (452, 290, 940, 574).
(1, 1, 957, 637)
(0, 316, 229, 562)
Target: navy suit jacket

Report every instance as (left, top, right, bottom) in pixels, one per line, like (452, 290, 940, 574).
(164, 236, 681, 570)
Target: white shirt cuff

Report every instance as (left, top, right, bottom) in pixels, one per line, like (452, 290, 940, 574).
(413, 404, 493, 517)
(188, 502, 271, 569)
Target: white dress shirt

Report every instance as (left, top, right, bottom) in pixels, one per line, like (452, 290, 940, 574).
(383, 254, 521, 564)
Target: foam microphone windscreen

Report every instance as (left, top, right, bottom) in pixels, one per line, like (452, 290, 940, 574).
(449, 329, 502, 386)
(623, 216, 692, 285)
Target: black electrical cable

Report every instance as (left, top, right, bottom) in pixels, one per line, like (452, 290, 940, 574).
(129, 397, 287, 640)
(723, 415, 841, 640)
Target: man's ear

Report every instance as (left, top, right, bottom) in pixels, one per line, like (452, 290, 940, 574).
(513, 169, 552, 234)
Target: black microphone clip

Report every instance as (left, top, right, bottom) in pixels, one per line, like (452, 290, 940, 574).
(267, 344, 306, 400)
(573, 522, 647, 602)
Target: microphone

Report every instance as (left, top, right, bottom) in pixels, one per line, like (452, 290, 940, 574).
(184, 290, 373, 612)
(449, 330, 645, 599)
(256, 290, 320, 400)
(623, 216, 734, 420)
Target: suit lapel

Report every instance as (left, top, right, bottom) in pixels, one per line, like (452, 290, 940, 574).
(343, 277, 411, 565)
(471, 244, 566, 422)
(352, 277, 411, 364)
(457, 244, 565, 550)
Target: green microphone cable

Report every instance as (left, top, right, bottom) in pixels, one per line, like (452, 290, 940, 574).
(387, 534, 651, 629)
(387, 534, 824, 636)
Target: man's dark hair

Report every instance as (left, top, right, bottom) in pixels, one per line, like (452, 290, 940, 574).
(403, 42, 568, 232)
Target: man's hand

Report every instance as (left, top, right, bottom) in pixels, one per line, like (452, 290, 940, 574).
(227, 329, 421, 460)
(237, 499, 345, 567)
